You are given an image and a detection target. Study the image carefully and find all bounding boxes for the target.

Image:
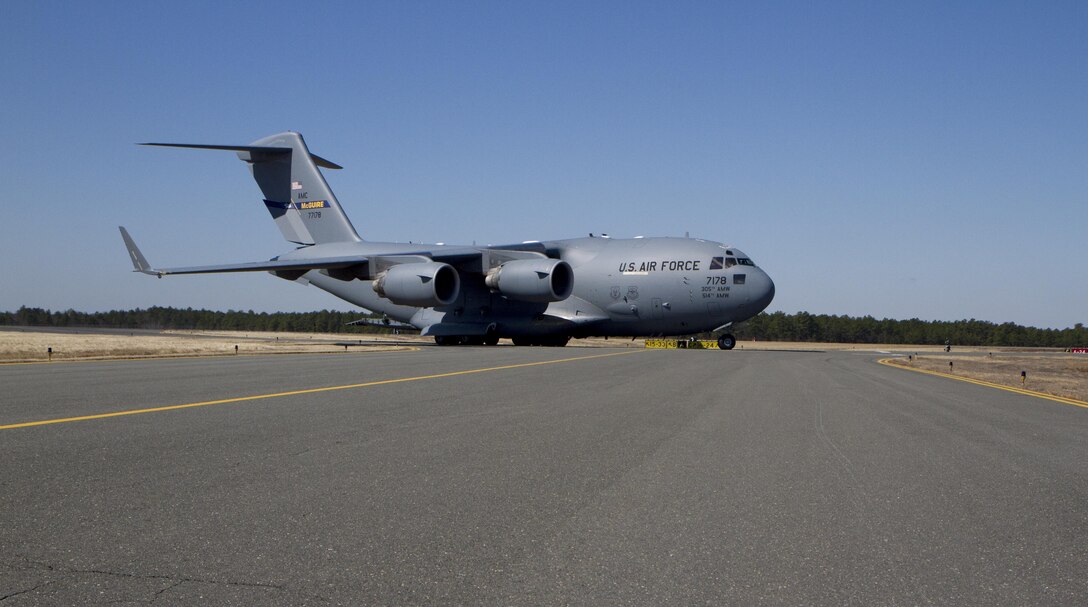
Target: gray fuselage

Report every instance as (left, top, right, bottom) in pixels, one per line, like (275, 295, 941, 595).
(289, 236, 775, 338)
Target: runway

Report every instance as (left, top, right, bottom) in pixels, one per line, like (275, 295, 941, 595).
(2, 347, 1087, 605)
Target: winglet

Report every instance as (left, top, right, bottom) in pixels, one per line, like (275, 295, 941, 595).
(118, 226, 158, 276)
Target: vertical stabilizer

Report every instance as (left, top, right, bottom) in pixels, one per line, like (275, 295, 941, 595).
(244, 132, 362, 244)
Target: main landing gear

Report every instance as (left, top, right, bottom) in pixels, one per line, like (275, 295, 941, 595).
(511, 336, 570, 347)
(434, 335, 500, 346)
(717, 334, 736, 350)
(433, 335, 568, 346)
(440, 333, 722, 349)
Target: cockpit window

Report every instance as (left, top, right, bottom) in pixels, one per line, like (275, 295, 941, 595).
(738, 258, 754, 266)
(724, 257, 737, 268)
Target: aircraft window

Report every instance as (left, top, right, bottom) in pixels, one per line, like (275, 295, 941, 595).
(725, 250, 734, 255)
(738, 258, 754, 266)
(724, 257, 737, 268)
(734, 274, 746, 285)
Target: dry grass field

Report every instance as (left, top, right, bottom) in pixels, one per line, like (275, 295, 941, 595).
(0, 329, 418, 362)
(886, 354, 1088, 403)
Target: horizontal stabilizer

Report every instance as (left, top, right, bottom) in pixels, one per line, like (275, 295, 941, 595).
(139, 142, 342, 169)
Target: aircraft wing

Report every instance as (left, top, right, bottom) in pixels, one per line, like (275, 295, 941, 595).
(120, 226, 370, 277)
(487, 241, 557, 256)
(122, 227, 557, 279)
(140, 256, 372, 277)
(346, 315, 419, 331)
(381, 247, 483, 266)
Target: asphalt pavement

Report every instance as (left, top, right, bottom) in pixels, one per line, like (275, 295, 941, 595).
(2, 347, 1086, 605)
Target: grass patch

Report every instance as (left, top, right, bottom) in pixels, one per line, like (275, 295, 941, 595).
(0, 329, 413, 362)
(887, 354, 1088, 403)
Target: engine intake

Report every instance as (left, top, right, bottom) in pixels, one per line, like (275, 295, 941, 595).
(373, 262, 460, 307)
(485, 259, 573, 303)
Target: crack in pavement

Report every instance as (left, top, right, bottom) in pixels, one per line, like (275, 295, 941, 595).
(149, 580, 184, 604)
(5, 554, 284, 592)
(0, 582, 48, 602)
(4, 554, 338, 604)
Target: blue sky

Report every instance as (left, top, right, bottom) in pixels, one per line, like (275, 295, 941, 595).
(1, 1, 1085, 328)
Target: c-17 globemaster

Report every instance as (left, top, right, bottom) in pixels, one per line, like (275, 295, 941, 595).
(120, 132, 775, 348)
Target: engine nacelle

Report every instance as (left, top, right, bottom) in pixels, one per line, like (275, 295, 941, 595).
(484, 258, 574, 303)
(372, 262, 460, 307)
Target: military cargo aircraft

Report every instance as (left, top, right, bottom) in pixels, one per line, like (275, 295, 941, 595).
(121, 132, 774, 348)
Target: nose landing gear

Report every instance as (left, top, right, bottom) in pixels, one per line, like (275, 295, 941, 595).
(717, 334, 736, 350)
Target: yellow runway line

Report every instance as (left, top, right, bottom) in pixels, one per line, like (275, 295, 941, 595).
(877, 358, 1088, 410)
(1, 349, 644, 430)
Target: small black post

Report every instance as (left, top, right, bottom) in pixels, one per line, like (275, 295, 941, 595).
(47, 347, 53, 361)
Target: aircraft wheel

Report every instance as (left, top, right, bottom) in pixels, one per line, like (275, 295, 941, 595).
(511, 337, 531, 347)
(434, 335, 450, 346)
(464, 336, 485, 346)
(547, 336, 570, 347)
(484, 335, 500, 346)
(717, 334, 736, 350)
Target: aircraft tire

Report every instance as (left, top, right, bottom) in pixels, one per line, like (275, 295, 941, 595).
(511, 337, 532, 347)
(717, 334, 736, 350)
(484, 335, 500, 346)
(434, 335, 450, 346)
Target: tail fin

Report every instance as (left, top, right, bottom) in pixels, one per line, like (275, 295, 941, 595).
(142, 132, 362, 245)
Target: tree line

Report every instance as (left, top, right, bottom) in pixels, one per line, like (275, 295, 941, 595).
(0, 306, 393, 334)
(2, 306, 1085, 347)
(730, 311, 1086, 348)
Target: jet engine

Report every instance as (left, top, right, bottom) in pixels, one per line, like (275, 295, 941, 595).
(372, 262, 460, 307)
(484, 259, 574, 303)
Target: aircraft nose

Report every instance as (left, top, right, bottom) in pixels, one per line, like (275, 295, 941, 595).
(752, 269, 775, 312)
